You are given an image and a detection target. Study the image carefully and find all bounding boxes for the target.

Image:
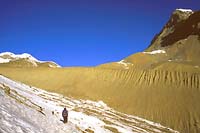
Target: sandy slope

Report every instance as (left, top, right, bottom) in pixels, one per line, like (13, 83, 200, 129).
(0, 75, 178, 133)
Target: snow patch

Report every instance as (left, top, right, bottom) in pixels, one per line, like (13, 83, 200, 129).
(0, 52, 15, 57)
(143, 50, 166, 55)
(176, 9, 193, 13)
(49, 64, 55, 68)
(117, 60, 133, 69)
(0, 57, 10, 63)
(17, 53, 41, 62)
(83, 100, 108, 109)
(48, 63, 61, 68)
(0, 52, 40, 62)
(118, 60, 128, 67)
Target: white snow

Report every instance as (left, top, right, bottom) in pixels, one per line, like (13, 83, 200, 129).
(0, 75, 179, 133)
(118, 60, 128, 67)
(0, 52, 15, 57)
(0, 52, 40, 62)
(0, 57, 10, 63)
(49, 64, 56, 68)
(117, 60, 133, 69)
(143, 50, 166, 55)
(176, 9, 193, 13)
(15, 53, 40, 62)
(48, 62, 61, 68)
(0, 52, 41, 66)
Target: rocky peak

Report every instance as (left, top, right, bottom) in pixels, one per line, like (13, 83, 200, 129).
(166, 9, 193, 28)
(147, 9, 200, 51)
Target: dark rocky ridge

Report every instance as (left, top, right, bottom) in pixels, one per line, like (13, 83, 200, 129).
(161, 11, 200, 47)
(148, 9, 200, 50)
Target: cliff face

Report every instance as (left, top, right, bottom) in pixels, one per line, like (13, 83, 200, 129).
(0, 9, 200, 133)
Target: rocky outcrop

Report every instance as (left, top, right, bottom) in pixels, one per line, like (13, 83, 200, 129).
(147, 9, 200, 50)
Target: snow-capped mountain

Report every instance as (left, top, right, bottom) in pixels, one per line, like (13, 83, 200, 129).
(0, 52, 61, 68)
(0, 75, 178, 133)
(100, 9, 200, 70)
(147, 8, 199, 49)
(115, 8, 200, 70)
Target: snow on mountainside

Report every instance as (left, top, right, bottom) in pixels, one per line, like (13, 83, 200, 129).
(176, 8, 193, 13)
(117, 60, 133, 69)
(0, 52, 40, 62)
(0, 52, 60, 68)
(143, 50, 166, 55)
(0, 75, 179, 133)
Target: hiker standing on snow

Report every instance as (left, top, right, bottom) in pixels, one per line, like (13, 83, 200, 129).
(62, 107, 68, 123)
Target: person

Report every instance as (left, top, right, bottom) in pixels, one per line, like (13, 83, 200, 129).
(62, 107, 68, 123)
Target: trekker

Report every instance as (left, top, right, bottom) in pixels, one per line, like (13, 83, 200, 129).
(62, 107, 68, 123)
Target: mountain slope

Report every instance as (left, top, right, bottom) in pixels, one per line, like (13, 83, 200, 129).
(0, 52, 60, 68)
(0, 75, 178, 133)
(0, 9, 200, 133)
(0, 66, 200, 133)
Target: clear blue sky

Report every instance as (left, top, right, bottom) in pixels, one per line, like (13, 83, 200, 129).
(0, 0, 199, 67)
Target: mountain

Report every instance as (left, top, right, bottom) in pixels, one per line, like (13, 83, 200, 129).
(0, 75, 178, 133)
(0, 9, 199, 133)
(0, 52, 60, 68)
(100, 9, 200, 70)
(124, 9, 200, 70)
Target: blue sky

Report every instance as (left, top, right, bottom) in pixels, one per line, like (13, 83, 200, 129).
(0, 0, 199, 67)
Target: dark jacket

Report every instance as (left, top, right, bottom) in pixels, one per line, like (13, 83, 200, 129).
(62, 108, 68, 117)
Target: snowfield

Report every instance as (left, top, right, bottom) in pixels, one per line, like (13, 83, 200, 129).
(0, 75, 179, 133)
